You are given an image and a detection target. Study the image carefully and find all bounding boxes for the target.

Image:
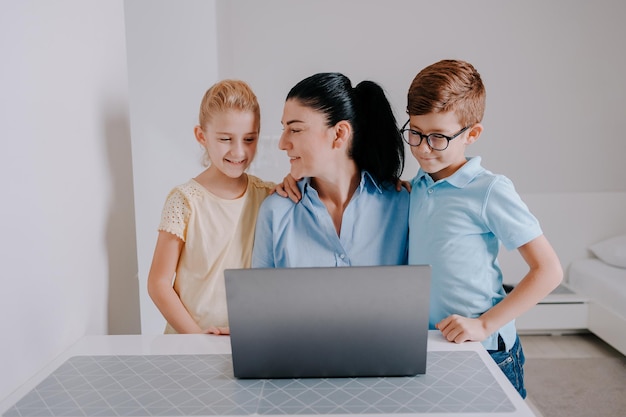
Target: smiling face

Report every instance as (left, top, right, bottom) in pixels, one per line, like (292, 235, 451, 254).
(195, 109, 259, 179)
(408, 111, 481, 181)
(278, 99, 338, 180)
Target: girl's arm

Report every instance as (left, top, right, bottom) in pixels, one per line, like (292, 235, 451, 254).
(438, 234, 563, 343)
(147, 231, 204, 334)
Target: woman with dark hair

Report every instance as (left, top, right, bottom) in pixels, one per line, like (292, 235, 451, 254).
(252, 72, 408, 267)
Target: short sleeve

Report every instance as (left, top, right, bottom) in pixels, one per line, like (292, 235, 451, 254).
(483, 176, 542, 251)
(157, 189, 190, 241)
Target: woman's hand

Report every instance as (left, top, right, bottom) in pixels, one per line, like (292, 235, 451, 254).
(396, 179, 411, 193)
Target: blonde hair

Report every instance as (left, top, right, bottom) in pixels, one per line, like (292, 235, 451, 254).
(407, 60, 485, 126)
(198, 79, 260, 166)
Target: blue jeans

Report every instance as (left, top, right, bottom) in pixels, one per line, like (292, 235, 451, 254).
(488, 334, 526, 398)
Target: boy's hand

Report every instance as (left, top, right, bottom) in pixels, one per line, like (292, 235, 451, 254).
(272, 174, 302, 203)
(436, 315, 488, 344)
(205, 326, 230, 335)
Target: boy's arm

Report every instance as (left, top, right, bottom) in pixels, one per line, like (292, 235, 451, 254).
(438, 234, 563, 343)
(147, 231, 204, 334)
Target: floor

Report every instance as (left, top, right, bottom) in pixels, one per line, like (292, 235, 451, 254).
(520, 331, 622, 359)
(519, 332, 623, 416)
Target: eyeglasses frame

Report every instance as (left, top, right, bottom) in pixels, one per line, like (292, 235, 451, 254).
(400, 120, 471, 151)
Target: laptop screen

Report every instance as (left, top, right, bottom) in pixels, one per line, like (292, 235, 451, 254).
(225, 265, 431, 379)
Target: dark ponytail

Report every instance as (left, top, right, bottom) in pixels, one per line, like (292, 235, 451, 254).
(287, 73, 404, 185)
(351, 81, 404, 184)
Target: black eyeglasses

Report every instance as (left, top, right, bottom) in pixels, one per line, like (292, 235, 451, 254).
(400, 120, 470, 151)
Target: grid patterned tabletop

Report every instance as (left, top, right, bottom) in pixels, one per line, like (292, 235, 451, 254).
(3, 351, 514, 416)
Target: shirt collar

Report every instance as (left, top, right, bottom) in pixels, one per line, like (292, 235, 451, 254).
(300, 170, 384, 195)
(416, 156, 483, 188)
(361, 171, 384, 193)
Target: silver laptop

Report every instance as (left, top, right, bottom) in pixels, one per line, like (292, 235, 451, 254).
(224, 265, 431, 379)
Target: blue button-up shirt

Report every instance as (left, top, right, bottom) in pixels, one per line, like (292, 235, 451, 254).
(252, 171, 409, 268)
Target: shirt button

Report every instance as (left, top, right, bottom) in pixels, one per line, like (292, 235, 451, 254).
(428, 189, 434, 194)
(339, 254, 345, 259)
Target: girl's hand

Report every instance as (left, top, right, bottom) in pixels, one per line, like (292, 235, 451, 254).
(205, 326, 230, 335)
(272, 174, 302, 203)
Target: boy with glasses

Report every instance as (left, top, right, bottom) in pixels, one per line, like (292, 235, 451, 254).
(405, 59, 563, 398)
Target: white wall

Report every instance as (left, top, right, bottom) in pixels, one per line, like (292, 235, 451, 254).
(128, 0, 626, 333)
(0, 0, 139, 404)
(217, 0, 626, 193)
(124, 0, 220, 335)
(499, 192, 626, 284)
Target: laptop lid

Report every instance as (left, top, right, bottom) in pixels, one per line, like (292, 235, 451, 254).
(224, 265, 430, 379)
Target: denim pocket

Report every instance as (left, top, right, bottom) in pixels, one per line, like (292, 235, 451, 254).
(493, 352, 514, 368)
(489, 336, 526, 398)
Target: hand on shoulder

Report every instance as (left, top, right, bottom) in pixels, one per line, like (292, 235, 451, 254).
(271, 173, 302, 203)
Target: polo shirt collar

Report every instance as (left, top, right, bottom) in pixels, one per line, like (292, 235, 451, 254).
(416, 156, 483, 188)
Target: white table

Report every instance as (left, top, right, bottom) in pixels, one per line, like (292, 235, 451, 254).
(0, 331, 536, 417)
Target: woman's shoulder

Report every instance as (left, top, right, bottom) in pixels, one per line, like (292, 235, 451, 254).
(256, 192, 298, 219)
(381, 186, 410, 209)
(364, 176, 410, 203)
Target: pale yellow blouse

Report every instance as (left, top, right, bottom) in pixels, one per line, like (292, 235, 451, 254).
(158, 175, 274, 334)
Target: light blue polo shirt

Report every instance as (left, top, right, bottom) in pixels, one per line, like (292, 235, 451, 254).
(409, 156, 542, 351)
(252, 171, 409, 268)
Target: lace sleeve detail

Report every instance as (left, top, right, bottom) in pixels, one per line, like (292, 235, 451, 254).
(247, 174, 277, 195)
(157, 188, 190, 242)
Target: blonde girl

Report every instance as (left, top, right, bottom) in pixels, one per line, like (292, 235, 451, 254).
(147, 80, 274, 334)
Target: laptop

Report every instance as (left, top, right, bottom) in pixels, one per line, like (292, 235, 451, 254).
(224, 265, 431, 379)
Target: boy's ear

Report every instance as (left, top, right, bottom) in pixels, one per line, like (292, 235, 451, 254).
(332, 120, 352, 149)
(194, 125, 207, 146)
(465, 123, 483, 145)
